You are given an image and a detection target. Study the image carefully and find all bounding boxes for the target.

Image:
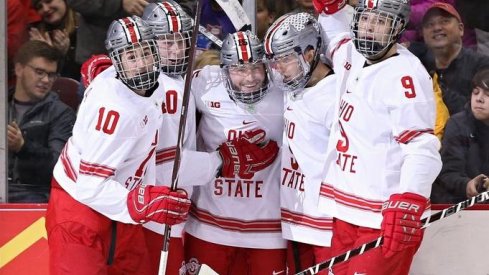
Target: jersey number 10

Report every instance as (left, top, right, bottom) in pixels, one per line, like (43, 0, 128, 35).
(96, 107, 120, 135)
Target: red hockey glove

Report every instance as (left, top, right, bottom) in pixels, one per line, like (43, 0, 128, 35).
(80, 54, 112, 88)
(127, 185, 191, 225)
(381, 192, 427, 258)
(313, 0, 347, 14)
(218, 129, 279, 179)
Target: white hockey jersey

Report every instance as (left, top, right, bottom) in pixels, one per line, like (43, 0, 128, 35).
(184, 65, 286, 249)
(280, 75, 336, 247)
(52, 66, 163, 224)
(317, 10, 442, 229)
(144, 73, 196, 238)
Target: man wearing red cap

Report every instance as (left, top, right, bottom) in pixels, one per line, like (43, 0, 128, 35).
(412, 2, 489, 116)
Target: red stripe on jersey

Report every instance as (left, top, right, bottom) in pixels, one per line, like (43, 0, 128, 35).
(264, 15, 289, 55)
(395, 129, 434, 144)
(236, 32, 249, 62)
(190, 206, 282, 233)
(281, 208, 333, 230)
(320, 182, 384, 213)
(79, 160, 115, 178)
(156, 146, 177, 164)
(161, 2, 181, 32)
(61, 143, 77, 181)
(121, 17, 139, 44)
(331, 38, 351, 60)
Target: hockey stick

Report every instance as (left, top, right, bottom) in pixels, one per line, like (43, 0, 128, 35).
(214, 0, 251, 31)
(157, 1, 203, 274)
(295, 191, 489, 275)
(198, 25, 223, 48)
(197, 0, 251, 50)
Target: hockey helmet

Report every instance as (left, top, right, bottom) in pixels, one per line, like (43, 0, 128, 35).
(220, 31, 270, 105)
(105, 16, 160, 91)
(263, 12, 324, 92)
(142, 1, 193, 75)
(351, 0, 410, 61)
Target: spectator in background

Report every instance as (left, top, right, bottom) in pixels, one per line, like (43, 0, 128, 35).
(401, 0, 477, 49)
(66, 0, 148, 69)
(8, 40, 76, 203)
(7, 0, 40, 88)
(410, 2, 489, 115)
(293, 0, 315, 14)
(400, 0, 437, 44)
(30, 0, 80, 80)
(432, 68, 489, 204)
(67, 0, 151, 100)
(256, 0, 294, 40)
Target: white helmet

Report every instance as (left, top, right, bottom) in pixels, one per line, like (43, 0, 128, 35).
(105, 16, 160, 91)
(142, 1, 193, 75)
(220, 31, 270, 105)
(263, 12, 324, 93)
(351, 0, 410, 61)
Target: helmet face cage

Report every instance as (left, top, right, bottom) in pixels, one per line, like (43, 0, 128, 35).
(105, 16, 160, 90)
(267, 51, 310, 93)
(263, 12, 323, 92)
(351, 0, 410, 60)
(222, 61, 270, 105)
(109, 40, 161, 91)
(142, 1, 193, 75)
(156, 32, 192, 75)
(220, 31, 271, 105)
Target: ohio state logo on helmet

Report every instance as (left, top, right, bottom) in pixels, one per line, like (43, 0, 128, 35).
(234, 32, 252, 63)
(157, 2, 182, 32)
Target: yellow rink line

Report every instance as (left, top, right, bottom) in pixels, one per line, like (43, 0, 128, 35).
(0, 217, 47, 268)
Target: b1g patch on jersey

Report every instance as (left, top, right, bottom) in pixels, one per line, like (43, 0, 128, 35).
(205, 100, 221, 109)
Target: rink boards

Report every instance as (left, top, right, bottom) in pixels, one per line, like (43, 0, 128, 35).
(1, 204, 488, 274)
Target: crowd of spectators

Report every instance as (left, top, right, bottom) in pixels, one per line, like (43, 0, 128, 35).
(4, 0, 489, 205)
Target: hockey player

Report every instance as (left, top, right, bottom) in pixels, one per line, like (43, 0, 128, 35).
(45, 16, 192, 274)
(140, 2, 200, 274)
(141, 3, 282, 274)
(313, 0, 442, 274)
(184, 30, 287, 275)
(263, 12, 336, 273)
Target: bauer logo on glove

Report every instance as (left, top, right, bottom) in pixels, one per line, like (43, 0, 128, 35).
(218, 129, 279, 179)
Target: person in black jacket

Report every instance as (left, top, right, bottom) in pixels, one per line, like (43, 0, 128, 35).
(409, 2, 489, 115)
(432, 68, 489, 204)
(8, 40, 76, 203)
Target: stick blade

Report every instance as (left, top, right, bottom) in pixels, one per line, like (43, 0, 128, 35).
(198, 264, 220, 275)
